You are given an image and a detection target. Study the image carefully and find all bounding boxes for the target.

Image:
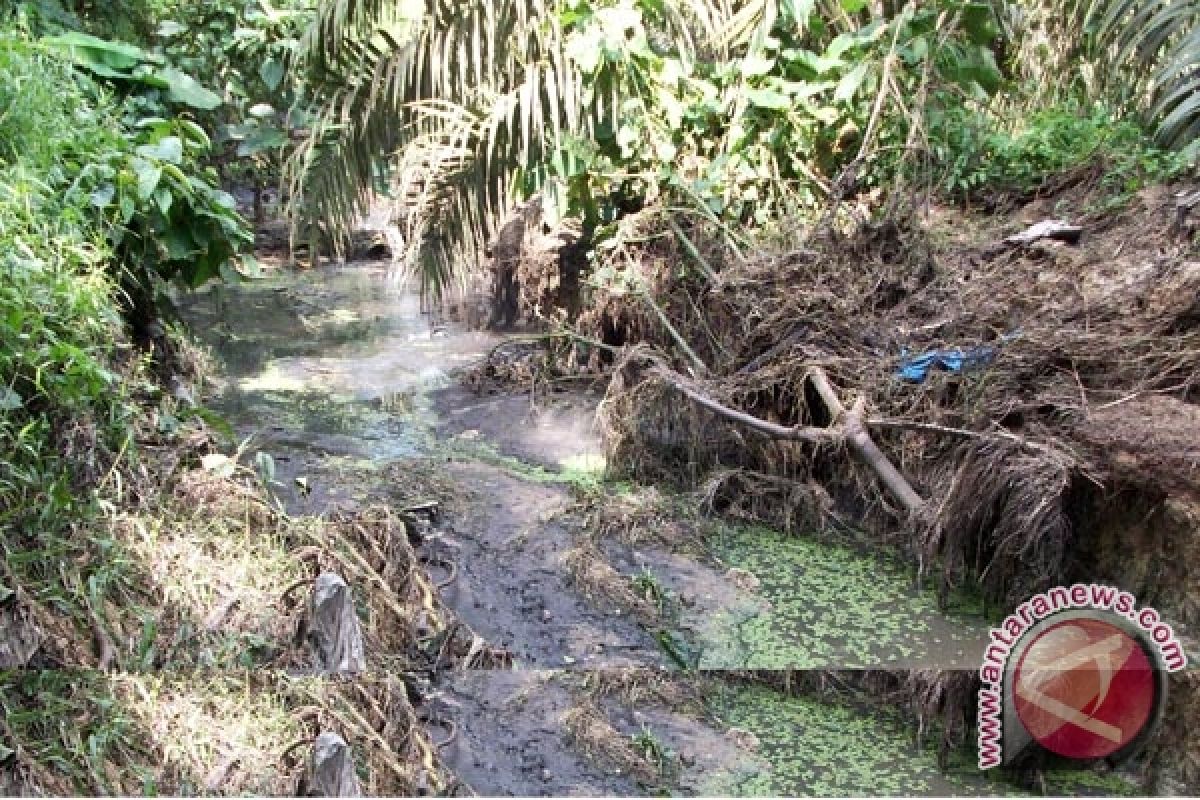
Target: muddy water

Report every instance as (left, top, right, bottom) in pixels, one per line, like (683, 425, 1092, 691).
(179, 262, 1135, 797)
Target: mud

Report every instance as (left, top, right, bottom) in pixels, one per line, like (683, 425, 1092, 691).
(433, 459, 661, 667)
(176, 259, 1156, 797)
(431, 386, 607, 471)
(430, 671, 639, 796)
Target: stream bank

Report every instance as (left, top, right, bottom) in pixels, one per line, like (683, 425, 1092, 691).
(168, 257, 1161, 796)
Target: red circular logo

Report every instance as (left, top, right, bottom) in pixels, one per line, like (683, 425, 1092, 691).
(1013, 617, 1156, 760)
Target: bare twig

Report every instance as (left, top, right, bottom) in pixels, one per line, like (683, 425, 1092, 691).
(867, 417, 1066, 459)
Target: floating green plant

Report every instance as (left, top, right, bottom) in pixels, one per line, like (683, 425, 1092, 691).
(703, 684, 1139, 797)
(699, 526, 989, 669)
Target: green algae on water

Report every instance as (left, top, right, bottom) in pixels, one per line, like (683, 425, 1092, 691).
(699, 526, 990, 669)
(703, 684, 1139, 797)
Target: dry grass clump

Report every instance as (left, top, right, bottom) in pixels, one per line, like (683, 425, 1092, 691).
(0, 671, 454, 797)
(112, 469, 310, 670)
(564, 544, 660, 623)
(7, 428, 509, 674)
(576, 668, 703, 714)
(563, 702, 662, 787)
(583, 484, 697, 551)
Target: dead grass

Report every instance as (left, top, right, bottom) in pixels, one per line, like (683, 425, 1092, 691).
(3, 421, 504, 791)
(564, 544, 660, 623)
(583, 484, 698, 551)
(575, 668, 704, 714)
(0, 671, 454, 797)
(563, 702, 662, 788)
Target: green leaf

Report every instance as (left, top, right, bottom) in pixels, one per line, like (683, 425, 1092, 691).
(0, 386, 23, 410)
(787, 48, 844, 75)
(133, 160, 162, 201)
(834, 62, 870, 103)
(153, 67, 222, 110)
(137, 136, 184, 165)
(840, 0, 867, 13)
(178, 120, 211, 150)
(90, 184, 116, 208)
(960, 3, 998, 46)
(185, 247, 221, 287)
(255, 451, 276, 484)
(236, 126, 288, 157)
(781, 0, 816, 23)
(44, 32, 149, 73)
(212, 191, 238, 211)
(119, 194, 136, 223)
(240, 254, 262, 278)
(163, 228, 196, 260)
(259, 58, 286, 91)
(219, 260, 243, 284)
(745, 88, 791, 110)
(157, 20, 187, 37)
(154, 187, 174, 215)
(741, 55, 775, 77)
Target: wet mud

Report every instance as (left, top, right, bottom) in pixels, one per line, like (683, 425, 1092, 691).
(177, 261, 1144, 796)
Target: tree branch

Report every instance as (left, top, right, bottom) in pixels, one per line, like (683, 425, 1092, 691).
(650, 366, 838, 445)
(650, 363, 927, 515)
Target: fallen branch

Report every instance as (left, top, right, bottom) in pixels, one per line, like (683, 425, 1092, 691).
(867, 417, 1067, 459)
(656, 367, 837, 445)
(809, 369, 926, 514)
(650, 363, 926, 515)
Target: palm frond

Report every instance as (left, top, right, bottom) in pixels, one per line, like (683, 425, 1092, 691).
(1084, 0, 1200, 150)
(286, 0, 734, 293)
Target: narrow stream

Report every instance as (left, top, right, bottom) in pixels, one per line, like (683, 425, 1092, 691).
(178, 260, 1138, 797)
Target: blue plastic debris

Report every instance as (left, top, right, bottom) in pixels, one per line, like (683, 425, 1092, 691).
(896, 346, 996, 382)
(896, 330, 1021, 383)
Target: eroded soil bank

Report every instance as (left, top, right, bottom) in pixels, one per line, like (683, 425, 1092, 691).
(172, 259, 1164, 796)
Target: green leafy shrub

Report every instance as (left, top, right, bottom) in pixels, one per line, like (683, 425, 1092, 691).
(926, 101, 1190, 205)
(83, 114, 255, 318)
(143, 0, 315, 202)
(0, 30, 250, 537)
(0, 34, 130, 533)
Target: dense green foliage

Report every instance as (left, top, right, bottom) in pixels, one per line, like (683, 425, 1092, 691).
(1072, 1, 1200, 153)
(928, 101, 1190, 203)
(0, 25, 252, 536)
(9, 0, 316, 200)
(149, 1, 314, 196)
(290, 0, 1195, 294)
(0, 35, 131, 532)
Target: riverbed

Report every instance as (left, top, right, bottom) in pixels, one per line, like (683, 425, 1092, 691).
(177, 260, 1138, 796)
